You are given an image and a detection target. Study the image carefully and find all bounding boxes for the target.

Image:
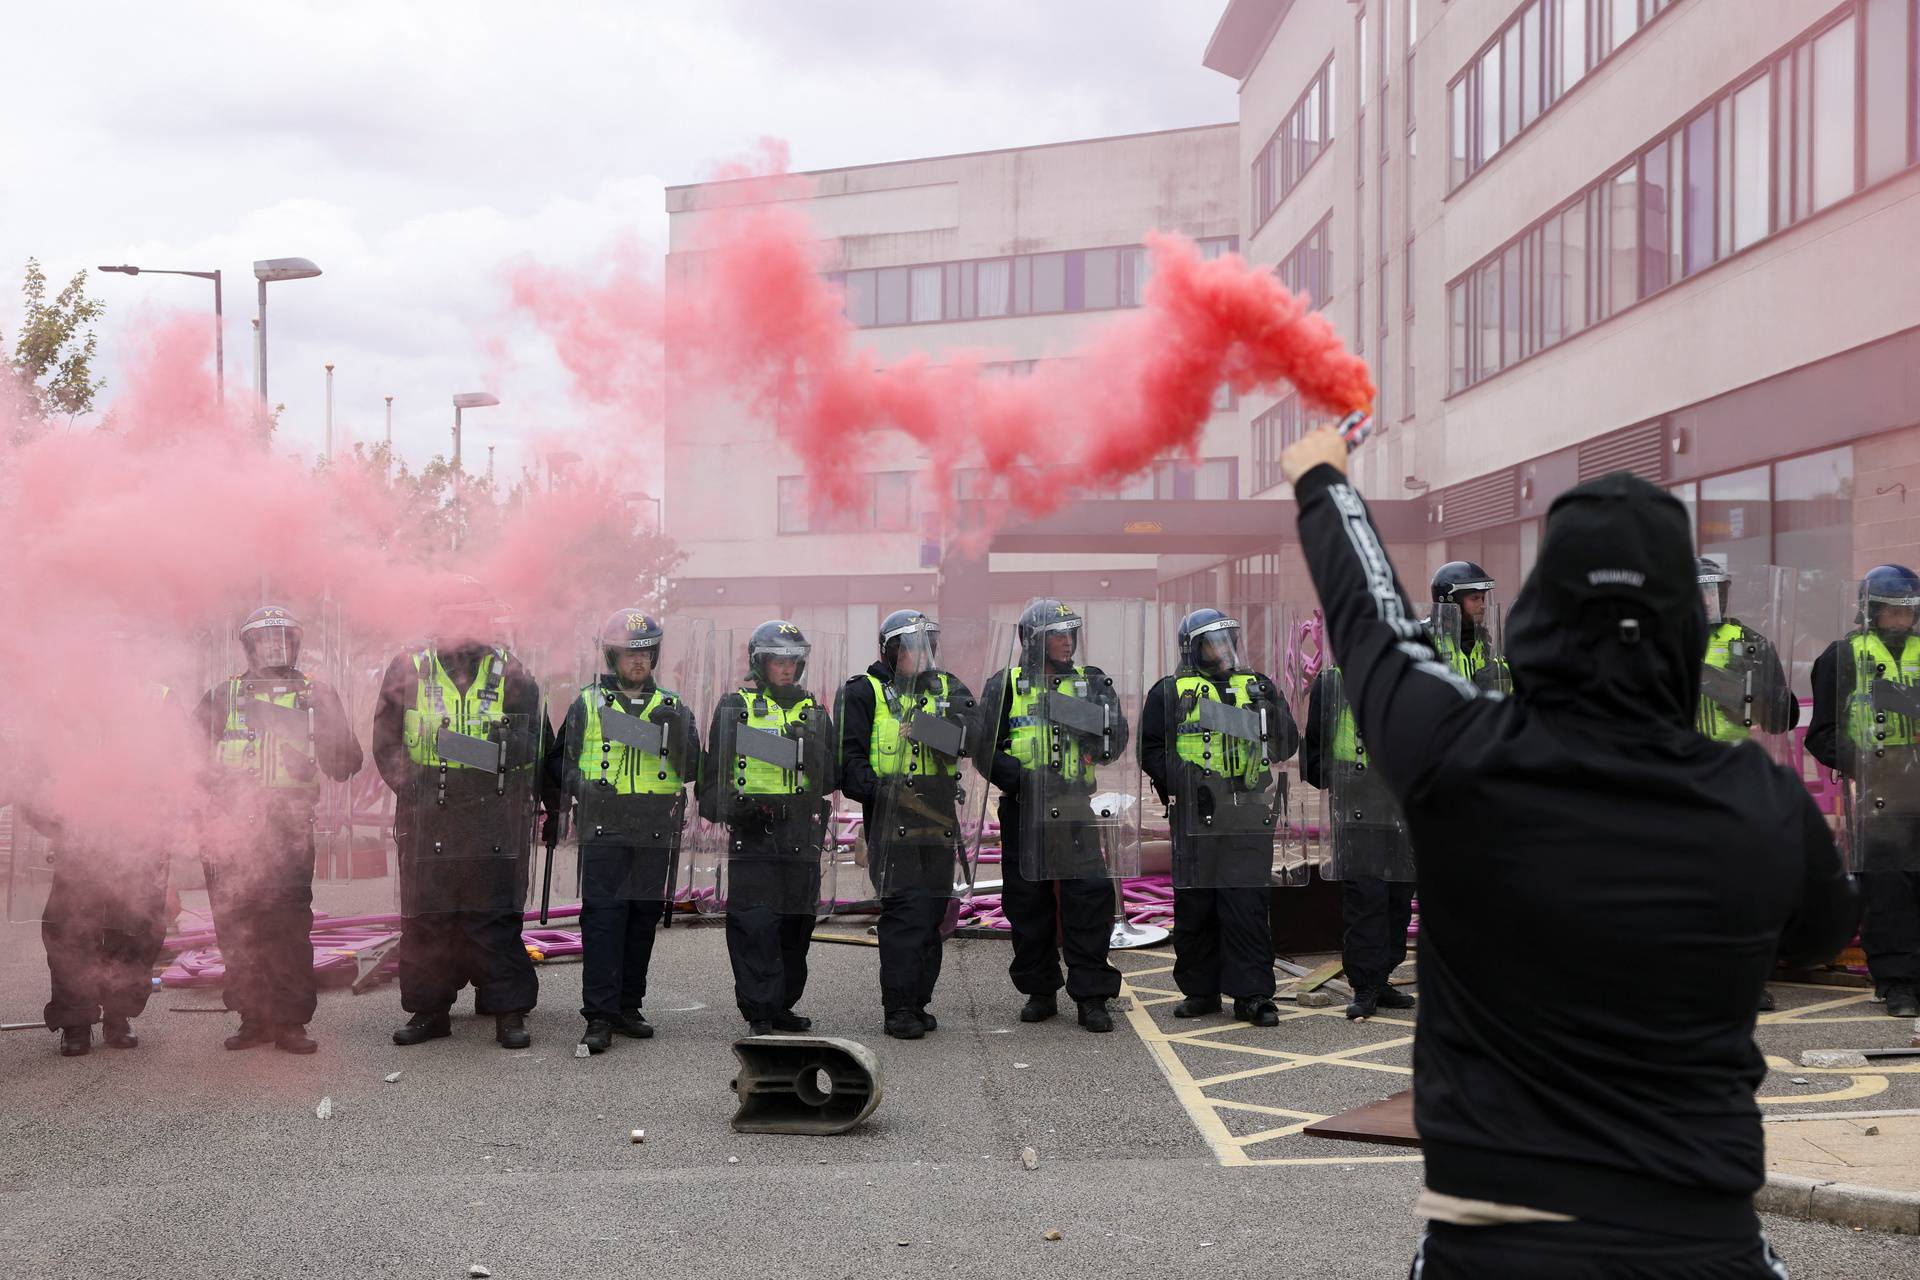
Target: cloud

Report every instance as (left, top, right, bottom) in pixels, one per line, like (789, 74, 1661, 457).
(0, 0, 1236, 482)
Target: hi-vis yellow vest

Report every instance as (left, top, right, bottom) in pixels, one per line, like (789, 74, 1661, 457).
(1699, 621, 1754, 743)
(1327, 668, 1365, 766)
(403, 648, 509, 769)
(1174, 673, 1264, 785)
(730, 687, 818, 796)
(214, 676, 316, 792)
(577, 685, 682, 795)
(1007, 665, 1096, 785)
(1847, 630, 1920, 751)
(867, 672, 958, 781)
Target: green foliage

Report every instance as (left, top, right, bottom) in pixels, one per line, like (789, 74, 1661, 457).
(3, 258, 106, 430)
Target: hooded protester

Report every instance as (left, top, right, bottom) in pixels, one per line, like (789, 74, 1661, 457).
(1280, 427, 1858, 1280)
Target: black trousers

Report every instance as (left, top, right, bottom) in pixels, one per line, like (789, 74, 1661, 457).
(1342, 876, 1415, 992)
(1172, 886, 1275, 1000)
(578, 842, 668, 1021)
(878, 890, 950, 1014)
(725, 904, 813, 1022)
(42, 855, 166, 1030)
(1860, 869, 1920, 987)
(1000, 865, 1121, 1001)
(1409, 1221, 1789, 1279)
(398, 911, 538, 1016)
(203, 827, 318, 1027)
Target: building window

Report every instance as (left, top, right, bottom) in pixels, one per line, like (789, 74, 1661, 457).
(828, 238, 1237, 328)
(1448, 0, 1682, 193)
(1276, 214, 1335, 307)
(1251, 394, 1334, 492)
(777, 472, 917, 534)
(1444, 2, 1908, 393)
(1252, 58, 1337, 229)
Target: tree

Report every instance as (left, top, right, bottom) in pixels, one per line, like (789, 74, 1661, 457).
(3, 259, 106, 433)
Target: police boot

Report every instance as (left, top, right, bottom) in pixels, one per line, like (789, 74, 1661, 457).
(1757, 987, 1777, 1012)
(1374, 985, 1417, 1010)
(495, 1013, 531, 1050)
(1887, 985, 1920, 1018)
(614, 1009, 655, 1039)
(102, 1015, 139, 1049)
(1019, 993, 1058, 1023)
(392, 1011, 452, 1046)
(1234, 997, 1280, 1027)
(1173, 996, 1222, 1019)
(771, 1010, 812, 1032)
(225, 1020, 275, 1050)
(747, 1019, 775, 1036)
(914, 1006, 937, 1032)
(58, 1026, 90, 1057)
(1076, 999, 1113, 1033)
(580, 1020, 614, 1054)
(275, 1025, 318, 1055)
(884, 1009, 926, 1040)
(1345, 987, 1380, 1021)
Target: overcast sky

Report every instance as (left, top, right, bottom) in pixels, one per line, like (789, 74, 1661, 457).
(1, 1, 1237, 481)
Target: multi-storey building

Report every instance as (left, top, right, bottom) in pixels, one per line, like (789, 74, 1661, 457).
(1207, 0, 1920, 679)
(663, 126, 1243, 653)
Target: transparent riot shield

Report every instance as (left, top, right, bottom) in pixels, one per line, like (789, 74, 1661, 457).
(1431, 602, 1509, 695)
(3, 805, 57, 923)
(1836, 577, 1920, 876)
(994, 602, 1144, 883)
(396, 712, 538, 917)
(1698, 566, 1799, 765)
(699, 630, 842, 919)
(1317, 667, 1415, 881)
(570, 684, 697, 909)
(863, 616, 987, 901)
(1157, 604, 1304, 890)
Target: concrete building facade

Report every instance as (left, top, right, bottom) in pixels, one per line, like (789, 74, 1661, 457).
(663, 126, 1244, 652)
(1206, 0, 1920, 684)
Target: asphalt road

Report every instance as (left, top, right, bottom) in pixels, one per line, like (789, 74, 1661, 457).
(1, 917, 1916, 1280)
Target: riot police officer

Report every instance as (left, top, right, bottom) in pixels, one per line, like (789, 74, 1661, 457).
(978, 599, 1127, 1033)
(837, 610, 978, 1039)
(1695, 558, 1797, 744)
(550, 609, 699, 1052)
(374, 578, 556, 1050)
(1140, 609, 1299, 1027)
(1301, 663, 1416, 1021)
(195, 605, 363, 1054)
(1430, 561, 1505, 690)
(1808, 564, 1920, 1019)
(698, 621, 837, 1036)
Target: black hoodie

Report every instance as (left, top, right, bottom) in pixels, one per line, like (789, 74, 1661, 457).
(1293, 462, 1857, 1240)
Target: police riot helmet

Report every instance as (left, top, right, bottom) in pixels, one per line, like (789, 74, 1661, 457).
(879, 609, 939, 670)
(599, 608, 664, 675)
(239, 605, 302, 671)
(1018, 598, 1082, 665)
(1177, 608, 1243, 674)
(1695, 557, 1732, 626)
(1861, 565, 1920, 635)
(748, 620, 811, 688)
(1431, 561, 1496, 603)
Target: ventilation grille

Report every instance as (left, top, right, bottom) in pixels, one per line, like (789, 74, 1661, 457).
(1577, 421, 1666, 484)
(1440, 468, 1517, 535)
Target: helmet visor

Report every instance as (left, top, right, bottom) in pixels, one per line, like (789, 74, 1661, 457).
(1187, 618, 1244, 672)
(243, 627, 299, 671)
(884, 618, 940, 667)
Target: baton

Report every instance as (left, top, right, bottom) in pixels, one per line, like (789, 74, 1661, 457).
(1336, 409, 1374, 452)
(539, 835, 556, 926)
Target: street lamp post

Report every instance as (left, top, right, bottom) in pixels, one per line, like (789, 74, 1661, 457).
(450, 392, 499, 552)
(97, 265, 224, 405)
(383, 395, 394, 479)
(324, 363, 335, 461)
(253, 257, 323, 439)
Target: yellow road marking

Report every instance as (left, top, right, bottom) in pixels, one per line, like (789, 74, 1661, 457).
(1759, 993, 1872, 1024)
